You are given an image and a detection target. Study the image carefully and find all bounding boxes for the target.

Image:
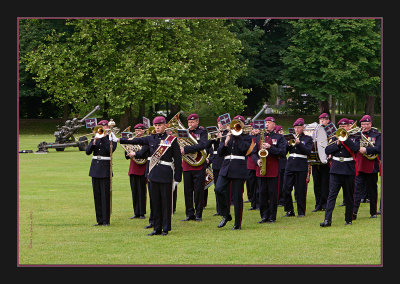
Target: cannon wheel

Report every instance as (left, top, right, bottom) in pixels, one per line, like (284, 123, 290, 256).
(78, 136, 89, 151)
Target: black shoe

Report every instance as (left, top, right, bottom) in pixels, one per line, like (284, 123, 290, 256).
(297, 214, 305, 218)
(248, 207, 256, 211)
(360, 198, 366, 203)
(346, 221, 352, 225)
(93, 223, 102, 226)
(320, 220, 331, 227)
(258, 218, 268, 224)
(312, 207, 321, 212)
(370, 214, 377, 218)
(102, 223, 110, 226)
(213, 213, 220, 216)
(232, 225, 241, 230)
(366, 199, 370, 203)
(147, 230, 162, 236)
(195, 217, 202, 222)
(161, 231, 168, 236)
(267, 219, 276, 223)
(338, 203, 345, 207)
(139, 216, 145, 219)
(244, 200, 250, 203)
(283, 211, 295, 217)
(218, 215, 232, 228)
(352, 214, 357, 220)
(144, 224, 153, 229)
(130, 215, 139, 219)
(181, 215, 195, 221)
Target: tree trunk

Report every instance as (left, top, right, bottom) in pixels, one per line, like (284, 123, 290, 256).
(365, 94, 375, 116)
(119, 106, 131, 131)
(319, 100, 330, 116)
(138, 99, 146, 124)
(102, 97, 109, 119)
(62, 104, 69, 122)
(330, 97, 336, 125)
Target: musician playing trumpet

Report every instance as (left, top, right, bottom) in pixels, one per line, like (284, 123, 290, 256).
(281, 118, 314, 218)
(251, 117, 287, 224)
(320, 118, 360, 227)
(352, 115, 381, 220)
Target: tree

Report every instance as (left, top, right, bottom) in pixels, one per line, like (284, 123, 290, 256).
(22, 19, 249, 127)
(280, 19, 381, 123)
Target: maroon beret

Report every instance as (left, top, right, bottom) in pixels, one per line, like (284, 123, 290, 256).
(360, 115, 372, 123)
(274, 125, 283, 132)
(97, 120, 109, 126)
(265, 116, 276, 122)
(233, 115, 245, 122)
(319, 113, 329, 119)
(134, 123, 146, 130)
(348, 119, 354, 124)
(337, 118, 349, 125)
(293, 118, 305, 127)
(187, 113, 199, 120)
(153, 116, 166, 124)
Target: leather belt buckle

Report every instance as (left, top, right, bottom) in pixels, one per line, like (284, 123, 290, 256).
(339, 157, 344, 162)
(97, 156, 102, 160)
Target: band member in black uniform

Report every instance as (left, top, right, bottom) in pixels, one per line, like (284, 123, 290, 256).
(208, 117, 229, 216)
(320, 118, 360, 227)
(252, 117, 287, 223)
(352, 115, 381, 220)
(275, 125, 287, 206)
(119, 116, 182, 236)
(247, 124, 260, 210)
(215, 121, 252, 230)
(180, 113, 208, 222)
(125, 123, 149, 219)
(282, 118, 314, 218)
(86, 120, 117, 226)
(312, 113, 331, 212)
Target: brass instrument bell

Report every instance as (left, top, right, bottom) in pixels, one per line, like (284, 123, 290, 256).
(230, 119, 244, 136)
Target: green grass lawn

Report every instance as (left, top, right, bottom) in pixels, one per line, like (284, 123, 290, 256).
(18, 123, 382, 266)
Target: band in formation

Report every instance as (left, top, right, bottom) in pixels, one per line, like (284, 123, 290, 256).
(86, 111, 381, 235)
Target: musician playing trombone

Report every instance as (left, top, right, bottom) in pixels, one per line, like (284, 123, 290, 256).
(320, 118, 360, 227)
(352, 115, 381, 220)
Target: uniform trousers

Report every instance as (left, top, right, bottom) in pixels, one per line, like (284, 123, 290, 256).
(353, 172, 378, 216)
(92, 177, 111, 225)
(324, 173, 355, 223)
(278, 169, 285, 205)
(215, 176, 245, 227)
(283, 170, 308, 215)
(312, 164, 330, 210)
(183, 169, 206, 218)
(246, 169, 258, 209)
(129, 174, 147, 217)
(259, 177, 279, 221)
(147, 182, 154, 226)
(149, 181, 173, 233)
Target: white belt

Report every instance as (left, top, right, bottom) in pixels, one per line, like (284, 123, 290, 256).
(92, 155, 111, 160)
(213, 151, 218, 154)
(224, 155, 245, 160)
(332, 156, 354, 162)
(289, 153, 308, 159)
(147, 157, 172, 166)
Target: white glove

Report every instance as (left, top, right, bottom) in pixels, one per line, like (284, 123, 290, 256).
(109, 132, 118, 142)
(173, 181, 179, 188)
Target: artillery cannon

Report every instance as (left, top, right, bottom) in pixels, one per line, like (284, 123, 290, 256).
(36, 105, 100, 153)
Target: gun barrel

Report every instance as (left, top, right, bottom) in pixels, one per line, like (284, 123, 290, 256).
(79, 105, 101, 123)
(252, 104, 268, 122)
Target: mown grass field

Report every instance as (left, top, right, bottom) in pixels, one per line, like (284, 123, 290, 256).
(18, 118, 382, 266)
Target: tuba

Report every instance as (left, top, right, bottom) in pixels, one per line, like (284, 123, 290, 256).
(360, 127, 378, 160)
(166, 112, 207, 167)
(258, 129, 268, 175)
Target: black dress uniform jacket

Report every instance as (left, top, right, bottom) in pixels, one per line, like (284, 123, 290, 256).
(120, 132, 182, 183)
(217, 134, 252, 179)
(325, 136, 360, 175)
(86, 136, 117, 177)
(285, 133, 313, 172)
